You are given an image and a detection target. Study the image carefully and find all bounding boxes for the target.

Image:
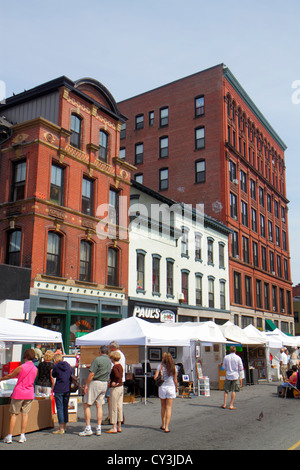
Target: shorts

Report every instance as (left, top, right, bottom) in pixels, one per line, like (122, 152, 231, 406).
(84, 380, 107, 406)
(9, 398, 33, 415)
(158, 384, 176, 400)
(223, 379, 240, 393)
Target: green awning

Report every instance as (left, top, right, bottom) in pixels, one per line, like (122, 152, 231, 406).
(265, 319, 277, 331)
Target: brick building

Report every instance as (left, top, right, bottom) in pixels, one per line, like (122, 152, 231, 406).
(118, 64, 293, 333)
(0, 77, 135, 352)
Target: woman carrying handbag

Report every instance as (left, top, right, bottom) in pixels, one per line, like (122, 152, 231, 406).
(154, 352, 178, 433)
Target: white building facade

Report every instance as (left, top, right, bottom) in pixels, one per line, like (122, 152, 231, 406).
(128, 182, 232, 324)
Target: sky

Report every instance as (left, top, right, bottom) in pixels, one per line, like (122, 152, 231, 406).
(1, 0, 300, 284)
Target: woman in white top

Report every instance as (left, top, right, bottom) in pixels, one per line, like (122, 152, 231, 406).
(154, 352, 177, 433)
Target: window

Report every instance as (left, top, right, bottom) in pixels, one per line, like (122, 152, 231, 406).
(109, 188, 119, 226)
(219, 243, 225, 268)
(230, 192, 237, 219)
(195, 127, 205, 149)
(135, 114, 144, 130)
(195, 95, 205, 117)
(159, 136, 168, 158)
(241, 201, 248, 227)
(256, 280, 262, 309)
(264, 283, 270, 310)
(250, 179, 256, 200)
(135, 143, 143, 164)
(195, 234, 202, 260)
(259, 187, 264, 207)
(282, 230, 287, 251)
(220, 281, 226, 310)
(272, 285, 278, 312)
(208, 278, 215, 308)
(252, 241, 258, 267)
(245, 276, 252, 306)
(12, 160, 26, 201)
(70, 114, 82, 149)
(181, 271, 189, 304)
(181, 228, 189, 257)
(195, 160, 205, 183)
(207, 238, 214, 264)
(166, 259, 174, 296)
(284, 259, 289, 280)
(242, 236, 249, 263)
(277, 255, 282, 277)
(261, 246, 267, 270)
(134, 173, 143, 184)
(275, 226, 280, 247)
(268, 220, 273, 242)
(119, 148, 125, 160)
(229, 161, 236, 182)
(152, 255, 160, 294)
(6, 230, 21, 266)
(46, 232, 61, 277)
(234, 272, 242, 304)
(120, 122, 126, 139)
(99, 130, 109, 162)
(274, 200, 279, 218)
(195, 275, 202, 306)
(240, 170, 247, 193)
(160, 107, 169, 127)
(269, 250, 275, 273)
(267, 194, 272, 213)
(149, 111, 154, 126)
(50, 164, 64, 205)
(251, 208, 257, 232)
(231, 231, 239, 259)
(82, 177, 93, 215)
(107, 247, 118, 286)
(280, 288, 285, 313)
(159, 168, 168, 190)
(137, 251, 145, 291)
(80, 240, 92, 282)
(260, 214, 265, 238)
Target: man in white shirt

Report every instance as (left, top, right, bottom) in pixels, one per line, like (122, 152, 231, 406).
(221, 346, 244, 410)
(280, 348, 288, 381)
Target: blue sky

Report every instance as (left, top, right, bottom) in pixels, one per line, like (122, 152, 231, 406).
(1, 0, 300, 284)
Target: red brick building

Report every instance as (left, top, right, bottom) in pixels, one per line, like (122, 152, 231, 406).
(0, 77, 135, 352)
(118, 64, 293, 333)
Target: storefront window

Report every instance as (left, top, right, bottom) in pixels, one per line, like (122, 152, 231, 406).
(69, 315, 96, 353)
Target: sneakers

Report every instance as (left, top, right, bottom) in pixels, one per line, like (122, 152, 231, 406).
(79, 427, 93, 437)
(52, 429, 65, 434)
(3, 435, 12, 444)
(18, 434, 26, 443)
(96, 427, 101, 436)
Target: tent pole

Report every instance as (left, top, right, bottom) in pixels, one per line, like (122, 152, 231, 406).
(145, 344, 147, 405)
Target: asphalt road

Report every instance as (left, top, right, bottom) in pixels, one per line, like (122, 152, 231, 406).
(2, 382, 300, 454)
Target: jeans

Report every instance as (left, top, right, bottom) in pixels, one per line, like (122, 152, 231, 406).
(54, 392, 70, 424)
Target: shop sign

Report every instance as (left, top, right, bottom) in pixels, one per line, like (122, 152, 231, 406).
(132, 305, 176, 323)
(75, 319, 92, 332)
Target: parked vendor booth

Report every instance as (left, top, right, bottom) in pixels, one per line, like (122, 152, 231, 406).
(0, 317, 63, 438)
(219, 321, 267, 385)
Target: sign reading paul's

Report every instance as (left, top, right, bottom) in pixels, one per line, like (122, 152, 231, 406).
(128, 300, 177, 323)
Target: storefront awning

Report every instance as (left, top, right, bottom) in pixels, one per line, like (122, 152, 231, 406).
(265, 319, 277, 331)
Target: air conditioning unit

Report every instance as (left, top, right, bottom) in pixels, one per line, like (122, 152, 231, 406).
(233, 179, 239, 185)
(272, 271, 276, 275)
(273, 307, 276, 311)
(178, 293, 185, 303)
(282, 309, 285, 313)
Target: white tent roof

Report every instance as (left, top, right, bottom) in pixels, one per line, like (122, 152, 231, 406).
(75, 316, 191, 347)
(158, 321, 228, 343)
(219, 321, 266, 345)
(0, 317, 63, 344)
(243, 324, 282, 348)
(265, 328, 300, 347)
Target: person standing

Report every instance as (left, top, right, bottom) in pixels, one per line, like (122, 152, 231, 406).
(51, 354, 73, 434)
(106, 351, 124, 434)
(154, 352, 177, 433)
(0, 348, 37, 444)
(103, 341, 126, 425)
(280, 348, 288, 381)
(222, 346, 244, 410)
(79, 345, 111, 437)
(35, 350, 54, 397)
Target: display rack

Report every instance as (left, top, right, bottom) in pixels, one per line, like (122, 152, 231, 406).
(198, 377, 210, 396)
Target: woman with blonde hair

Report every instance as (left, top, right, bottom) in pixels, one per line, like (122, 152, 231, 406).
(35, 350, 54, 397)
(154, 352, 177, 433)
(106, 350, 124, 434)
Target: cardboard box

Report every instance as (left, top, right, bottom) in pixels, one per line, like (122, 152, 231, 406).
(0, 399, 54, 438)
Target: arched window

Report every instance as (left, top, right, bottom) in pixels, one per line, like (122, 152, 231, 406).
(80, 240, 92, 282)
(70, 114, 82, 149)
(107, 247, 118, 286)
(6, 229, 22, 266)
(99, 130, 109, 162)
(46, 232, 62, 277)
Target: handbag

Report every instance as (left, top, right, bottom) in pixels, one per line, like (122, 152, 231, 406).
(70, 374, 79, 393)
(155, 369, 164, 387)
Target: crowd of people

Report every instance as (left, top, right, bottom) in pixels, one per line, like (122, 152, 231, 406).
(0, 340, 179, 443)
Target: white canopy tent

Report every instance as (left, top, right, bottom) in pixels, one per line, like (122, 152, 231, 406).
(243, 324, 282, 348)
(265, 328, 300, 348)
(219, 321, 266, 346)
(157, 321, 228, 344)
(0, 316, 63, 344)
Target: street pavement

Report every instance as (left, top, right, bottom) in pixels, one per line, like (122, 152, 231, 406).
(2, 382, 300, 454)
